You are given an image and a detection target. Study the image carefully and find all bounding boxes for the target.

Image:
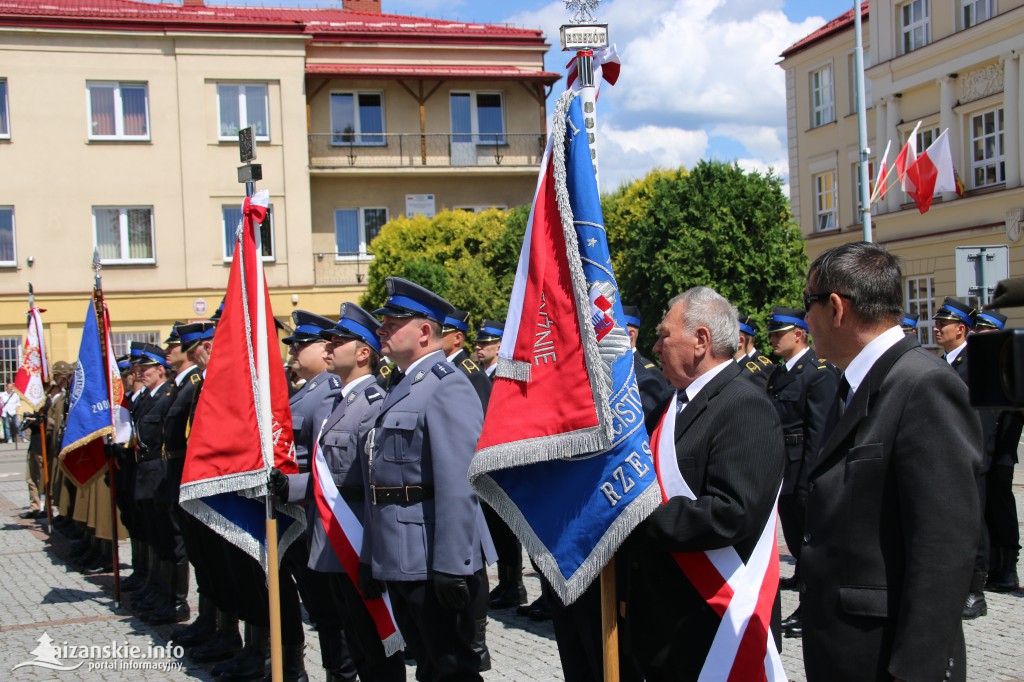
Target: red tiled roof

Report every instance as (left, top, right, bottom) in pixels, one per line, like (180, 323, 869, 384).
(0, 0, 548, 44)
(781, 2, 868, 59)
(307, 63, 561, 83)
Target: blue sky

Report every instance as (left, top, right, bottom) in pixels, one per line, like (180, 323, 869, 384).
(152, 0, 860, 190)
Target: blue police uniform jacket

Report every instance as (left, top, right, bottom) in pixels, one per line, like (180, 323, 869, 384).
(290, 370, 342, 472)
(287, 374, 385, 573)
(362, 349, 497, 581)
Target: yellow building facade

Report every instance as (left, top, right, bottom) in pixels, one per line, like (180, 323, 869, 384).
(0, 0, 557, 375)
(780, 0, 1024, 345)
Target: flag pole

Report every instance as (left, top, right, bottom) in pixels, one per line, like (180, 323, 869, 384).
(30, 284, 54, 530)
(560, 3, 619, 680)
(93, 249, 122, 606)
(853, 0, 872, 241)
(237, 126, 283, 682)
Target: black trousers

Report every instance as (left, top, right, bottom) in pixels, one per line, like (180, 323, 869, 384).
(777, 494, 805, 572)
(326, 571, 405, 681)
(237, 544, 305, 645)
(483, 505, 520, 569)
(387, 570, 486, 682)
(974, 473, 989, 574)
(153, 457, 186, 562)
(986, 464, 1020, 550)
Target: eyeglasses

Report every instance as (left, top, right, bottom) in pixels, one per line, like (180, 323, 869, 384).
(803, 291, 855, 312)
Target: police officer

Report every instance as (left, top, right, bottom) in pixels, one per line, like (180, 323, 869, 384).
(934, 296, 974, 380)
(622, 305, 672, 425)
(474, 320, 504, 378)
(764, 307, 838, 638)
(736, 314, 773, 386)
(277, 303, 405, 682)
(362, 277, 496, 682)
(900, 311, 920, 336)
(973, 311, 1023, 593)
(118, 348, 148, 592)
(442, 311, 491, 410)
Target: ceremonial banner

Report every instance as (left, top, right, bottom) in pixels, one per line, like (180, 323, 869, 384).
(652, 392, 786, 680)
(469, 90, 660, 604)
(310, 433, 404, 656)
(14, 307, 49, 411)
(59, 299, 126, 487)
(179, 189, 305, 571)
(565, 44, 621, 98)
(904, 128, 959, 214)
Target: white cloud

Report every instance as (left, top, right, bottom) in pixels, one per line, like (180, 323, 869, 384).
(504, 0, 829, 189)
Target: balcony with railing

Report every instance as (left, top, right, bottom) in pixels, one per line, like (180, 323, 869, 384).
(313, 252, 373, 286)
(308, 132, 545, 171)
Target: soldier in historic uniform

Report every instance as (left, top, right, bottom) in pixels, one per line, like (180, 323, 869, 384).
(763, 307, 838, 638)
(274, 303, 406, 682)
(735, 314, 773, 387)
(362, 277, 496, 682)
(474, 320, 504, 378)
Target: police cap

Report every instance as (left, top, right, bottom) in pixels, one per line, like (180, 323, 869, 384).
(443, 310, 470, 334)
(934, 297, 975, 327)
(767, 307, 808, 333)
(373, 277, 454, 325)
(321, 302, 382, 355)
(476, 320, 505, 343)
(178, 322, 216, 352)
(282, 310, 335, 345)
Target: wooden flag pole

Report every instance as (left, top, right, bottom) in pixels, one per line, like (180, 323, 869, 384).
(39, 420, 52, 527)
(266, 513, 283, 682)
(600, 560, 621, 682)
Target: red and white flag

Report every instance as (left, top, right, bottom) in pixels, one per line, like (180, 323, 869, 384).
(894, 121, 921, 195)
(310, 434, 404, 657)
(872, 140, 892, 201)
(14, 307, 49, 411)
(566, 44, 621, 99)
(651, 393, 786, 681)
(905, 128, 958, 214)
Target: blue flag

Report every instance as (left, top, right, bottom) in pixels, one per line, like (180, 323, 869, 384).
(469, 91, 660, 604)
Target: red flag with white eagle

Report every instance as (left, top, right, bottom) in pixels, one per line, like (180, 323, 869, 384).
(14, 307, 49, 411)
(179, 189, 305, 571)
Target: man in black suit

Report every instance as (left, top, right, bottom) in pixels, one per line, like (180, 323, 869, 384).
(801, 241, 981, 682)
(625, 286, 785, 681)
(764, 306, 838, 636)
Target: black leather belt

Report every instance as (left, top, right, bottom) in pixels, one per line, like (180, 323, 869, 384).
(340, 486, 364, 503)
(163, 448, 187, 461)
(136, 450, 161, 462)
(784, 433, 804, 445)
(371, 485, 433, 505)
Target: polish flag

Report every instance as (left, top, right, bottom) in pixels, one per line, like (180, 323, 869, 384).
(872, 140, 892, 200)
(905, 128, 958, 214)
(894, 121, 921, 195)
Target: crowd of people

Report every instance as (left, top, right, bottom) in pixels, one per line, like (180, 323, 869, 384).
(15, 240, 1021, 682)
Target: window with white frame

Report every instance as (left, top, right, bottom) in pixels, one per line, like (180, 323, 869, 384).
(222, 205, 274, 261)
(904, 276, 935, 346)
(450, 92, 505, 144)
(330, 92, 384, 146)
(810, 66, 834, 127)
(971, 108, 1004, 188)
(93, 207, 155, 264)
(0, 207, 15, 266)
(814, 171, 837, 231)
(110, 331, 160, 358)
(0, 79, 9, 138)
(900, 0, 931, 53)
(848, 49, 872, 115)
(962, 0, 995, 28)
(0, 336, 20, 387)
(217, 83, 269, 141)
(87, 82, 149, 140)
(334, 208, 387, 259)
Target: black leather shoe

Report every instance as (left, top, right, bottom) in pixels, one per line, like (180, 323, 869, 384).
(489, 584, 527, 609)
(962, 591, 987, 619)
(120, 573, 146, 592)
(778, 575, 799, 590)
(142, 603, 190, 625)
(189, 630, 242, 663)
(781, 607, 802, 630)
(82, 562, 114, 575)
(784, 625, 803, 638)
(527, 601, 552, 622)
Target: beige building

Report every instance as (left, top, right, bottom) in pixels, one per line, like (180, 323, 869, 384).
(0, 0, 557, 375)
(780, 0, 1024, 345)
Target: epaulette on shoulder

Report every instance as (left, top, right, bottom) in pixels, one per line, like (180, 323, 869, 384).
(329, 375, 342, 390)
(461, 358, 481, 373)
(190, 373, 201, 384)
(745, 360, 761, 374)
(815, 359, 829, 369)
(379, 365, 392, 377)
(431, 362, 455, 379)
(364, 385, 383, 403)
(757, 355, 772, 366)
(643, 362, 656, 370)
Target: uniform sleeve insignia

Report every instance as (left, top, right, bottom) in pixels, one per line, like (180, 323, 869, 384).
(190, 373, 201, 385)
(307, 380, 318, 391)
(379, 365, 392, 377)
(431, 362, 454, 379)
(347, 392, 357, 404)
(745, 361, 760, 373)
(461, 358, 481, 373)
(364, 386, 383, 403)
(757, 355, 772, 366)
(413, 370, 427, 383)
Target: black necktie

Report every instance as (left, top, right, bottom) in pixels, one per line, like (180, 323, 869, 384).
(676, 390, 689, 414)
(837, 376, 851, 413)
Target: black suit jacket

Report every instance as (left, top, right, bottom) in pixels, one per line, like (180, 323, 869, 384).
(801, 335, 981, 682)
(765, 349, 838, 495)
(626, 361, 785, 678)
(451, 348, 491, 411)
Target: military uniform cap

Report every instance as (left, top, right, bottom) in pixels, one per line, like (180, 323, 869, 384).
(974, 310, 1007, 331)
(135, 343, 169, 368)
(621, 305, 642, 329)
(373, 277, 454, 325)
(476, 319, 505, 343)
(129, 341, 147, 364)
(178, 322, 216, 352)
(443, 310, 471, 334)
(738, 314, 759, 337)
(117, 354, 132, 373)
(321, 302, 382, 354)
(767, 306, 808, 333)
(210, 298, 225, 322)
(164, 321, 184, 346)
(934, 297, 975, 327)
(52, 360, 75, 377)
(900, 312, 920, 331)
(282, 310, 335, 345)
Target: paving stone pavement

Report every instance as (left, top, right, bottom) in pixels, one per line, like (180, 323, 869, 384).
(2, 467, 1022, 681)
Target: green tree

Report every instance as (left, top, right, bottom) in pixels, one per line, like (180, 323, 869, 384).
(603, 160, 807, 356)
(360, 207, 528, 337)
